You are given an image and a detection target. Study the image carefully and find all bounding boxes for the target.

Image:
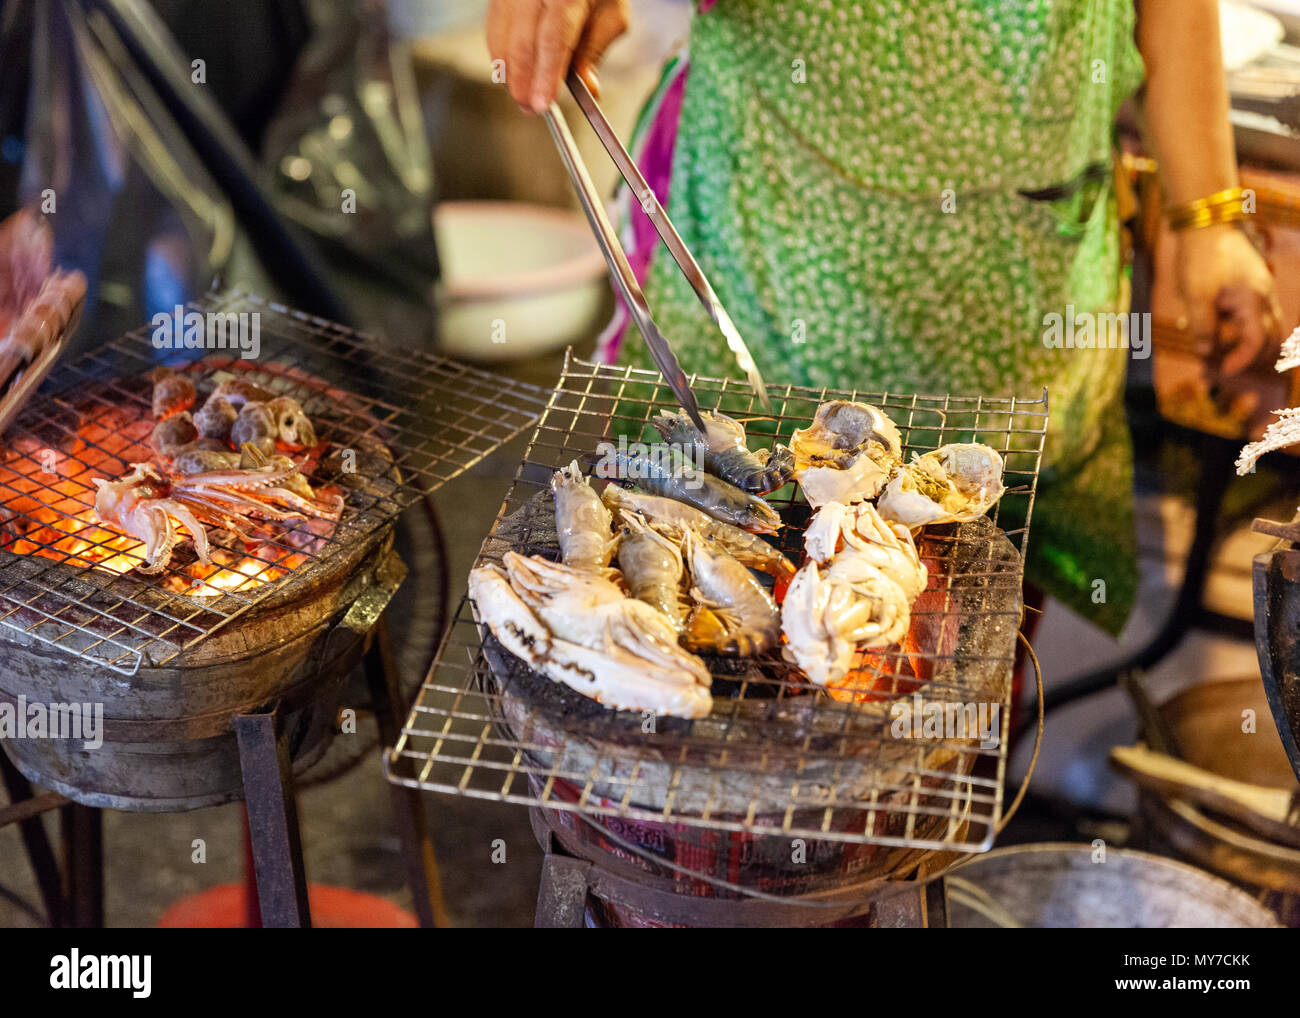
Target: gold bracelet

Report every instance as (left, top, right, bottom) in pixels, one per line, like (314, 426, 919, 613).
(1167, 186, 1248, 231)
(1170, 205, 1248, 231)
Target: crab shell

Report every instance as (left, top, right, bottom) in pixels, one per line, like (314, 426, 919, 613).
(876, 443, 1006, 529)
(790, 401, 902, 508)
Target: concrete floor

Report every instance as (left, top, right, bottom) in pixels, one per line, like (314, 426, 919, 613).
(0, 372, 1292, 927)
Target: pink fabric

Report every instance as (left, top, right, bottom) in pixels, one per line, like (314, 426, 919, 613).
(596, 62, 690, 362)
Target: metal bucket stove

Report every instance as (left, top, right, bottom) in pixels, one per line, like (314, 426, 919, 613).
(0, 291, 548, 925)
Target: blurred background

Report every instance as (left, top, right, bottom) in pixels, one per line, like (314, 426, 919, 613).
(2, 0, 1300, 927)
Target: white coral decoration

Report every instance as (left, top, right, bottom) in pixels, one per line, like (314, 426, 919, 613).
(1234, 326, 1300, 475)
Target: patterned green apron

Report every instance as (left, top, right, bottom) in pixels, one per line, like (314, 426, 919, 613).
(603, 0, 1145, 635)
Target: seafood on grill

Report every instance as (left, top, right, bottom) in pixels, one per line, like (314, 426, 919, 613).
(803, 501, 927, 601)
(150, 407, 245, 464)
(650, 409, 795, 494)
(789, 400, 902, 507)
(230, 401, 278, 455)
(151, 412, 198, 457)
(193, 393, 238, 439)
(211, 378, 275, 406)
(602, 484, 795, 586)
(92, 443, 343, 574)
(0, 209, 87, 393)
(589, 445, 782, 534)
(551, 461, 617, 572)
(469, 553, 712, 718)
(681, 530, 780, 656)
(151, 367, 197, 420)
(617, 511, 688, 631)
(170, 446, 241, 475)
(263, 396, 317, 449)
(782, 556, 915, 686)
(876, 443, 1005, 529)
(183, 379, 317, 454)
(781, 502, 925, 686)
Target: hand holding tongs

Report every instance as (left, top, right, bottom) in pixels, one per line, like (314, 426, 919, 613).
(543, 69, 772, 430)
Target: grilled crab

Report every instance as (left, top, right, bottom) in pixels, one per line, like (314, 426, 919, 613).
(789, 400, 902, 507)
(781, 502, 926, 687)
(469, 554, 713, 718)
(876, 443, 1005, 529)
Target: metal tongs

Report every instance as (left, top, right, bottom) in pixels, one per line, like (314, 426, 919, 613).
(544, 69, 771, 430)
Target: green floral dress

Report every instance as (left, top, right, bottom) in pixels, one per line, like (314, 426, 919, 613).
(601, 0, 1145, 635)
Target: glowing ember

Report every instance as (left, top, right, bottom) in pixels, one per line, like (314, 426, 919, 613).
(0, 400, 318, 596)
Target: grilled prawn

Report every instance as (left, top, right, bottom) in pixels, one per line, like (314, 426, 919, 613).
(617, 511, 688, 632)
(551, 461, 617, 571)
(651, 409, 795, 494)
(591, 446, 782, 534)
(601, 484, 795, 586)
(681, 531, 780, 656)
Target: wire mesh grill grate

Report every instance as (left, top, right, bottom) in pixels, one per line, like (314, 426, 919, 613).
(389, 352, 1049, 853)
(0, 291, 548, 674)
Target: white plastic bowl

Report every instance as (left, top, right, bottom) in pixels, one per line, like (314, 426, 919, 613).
(433, 201, 608, 362)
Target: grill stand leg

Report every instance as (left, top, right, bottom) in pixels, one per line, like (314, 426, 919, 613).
(875, 878, 947, 929)
(234, 707, 311, 929)
(535, 853, 593, 928)
(532, 819, 591, 927)
(60, 802, 103, 928)
(0, 749, 66, 926)
(364, 624, 447, 928)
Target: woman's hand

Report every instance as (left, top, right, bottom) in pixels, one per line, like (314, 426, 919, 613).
(1175, 223, 1284, 380)
(486, 0, 630, 113)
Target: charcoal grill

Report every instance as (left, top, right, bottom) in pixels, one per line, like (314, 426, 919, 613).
(0, 289, 548, 675)
(0, 290, 548, 804)
(387, 352, 1048, 925)
(0, 292, 548, 926)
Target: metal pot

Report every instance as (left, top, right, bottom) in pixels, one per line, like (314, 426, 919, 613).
(1134, 676, 1300, 925)
(944, 843, 1278, 928)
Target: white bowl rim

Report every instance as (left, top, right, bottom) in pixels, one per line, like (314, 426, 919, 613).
(434, 200, 608, 301)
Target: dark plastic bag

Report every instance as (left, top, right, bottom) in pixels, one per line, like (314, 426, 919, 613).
(5, 0, 439, 353)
